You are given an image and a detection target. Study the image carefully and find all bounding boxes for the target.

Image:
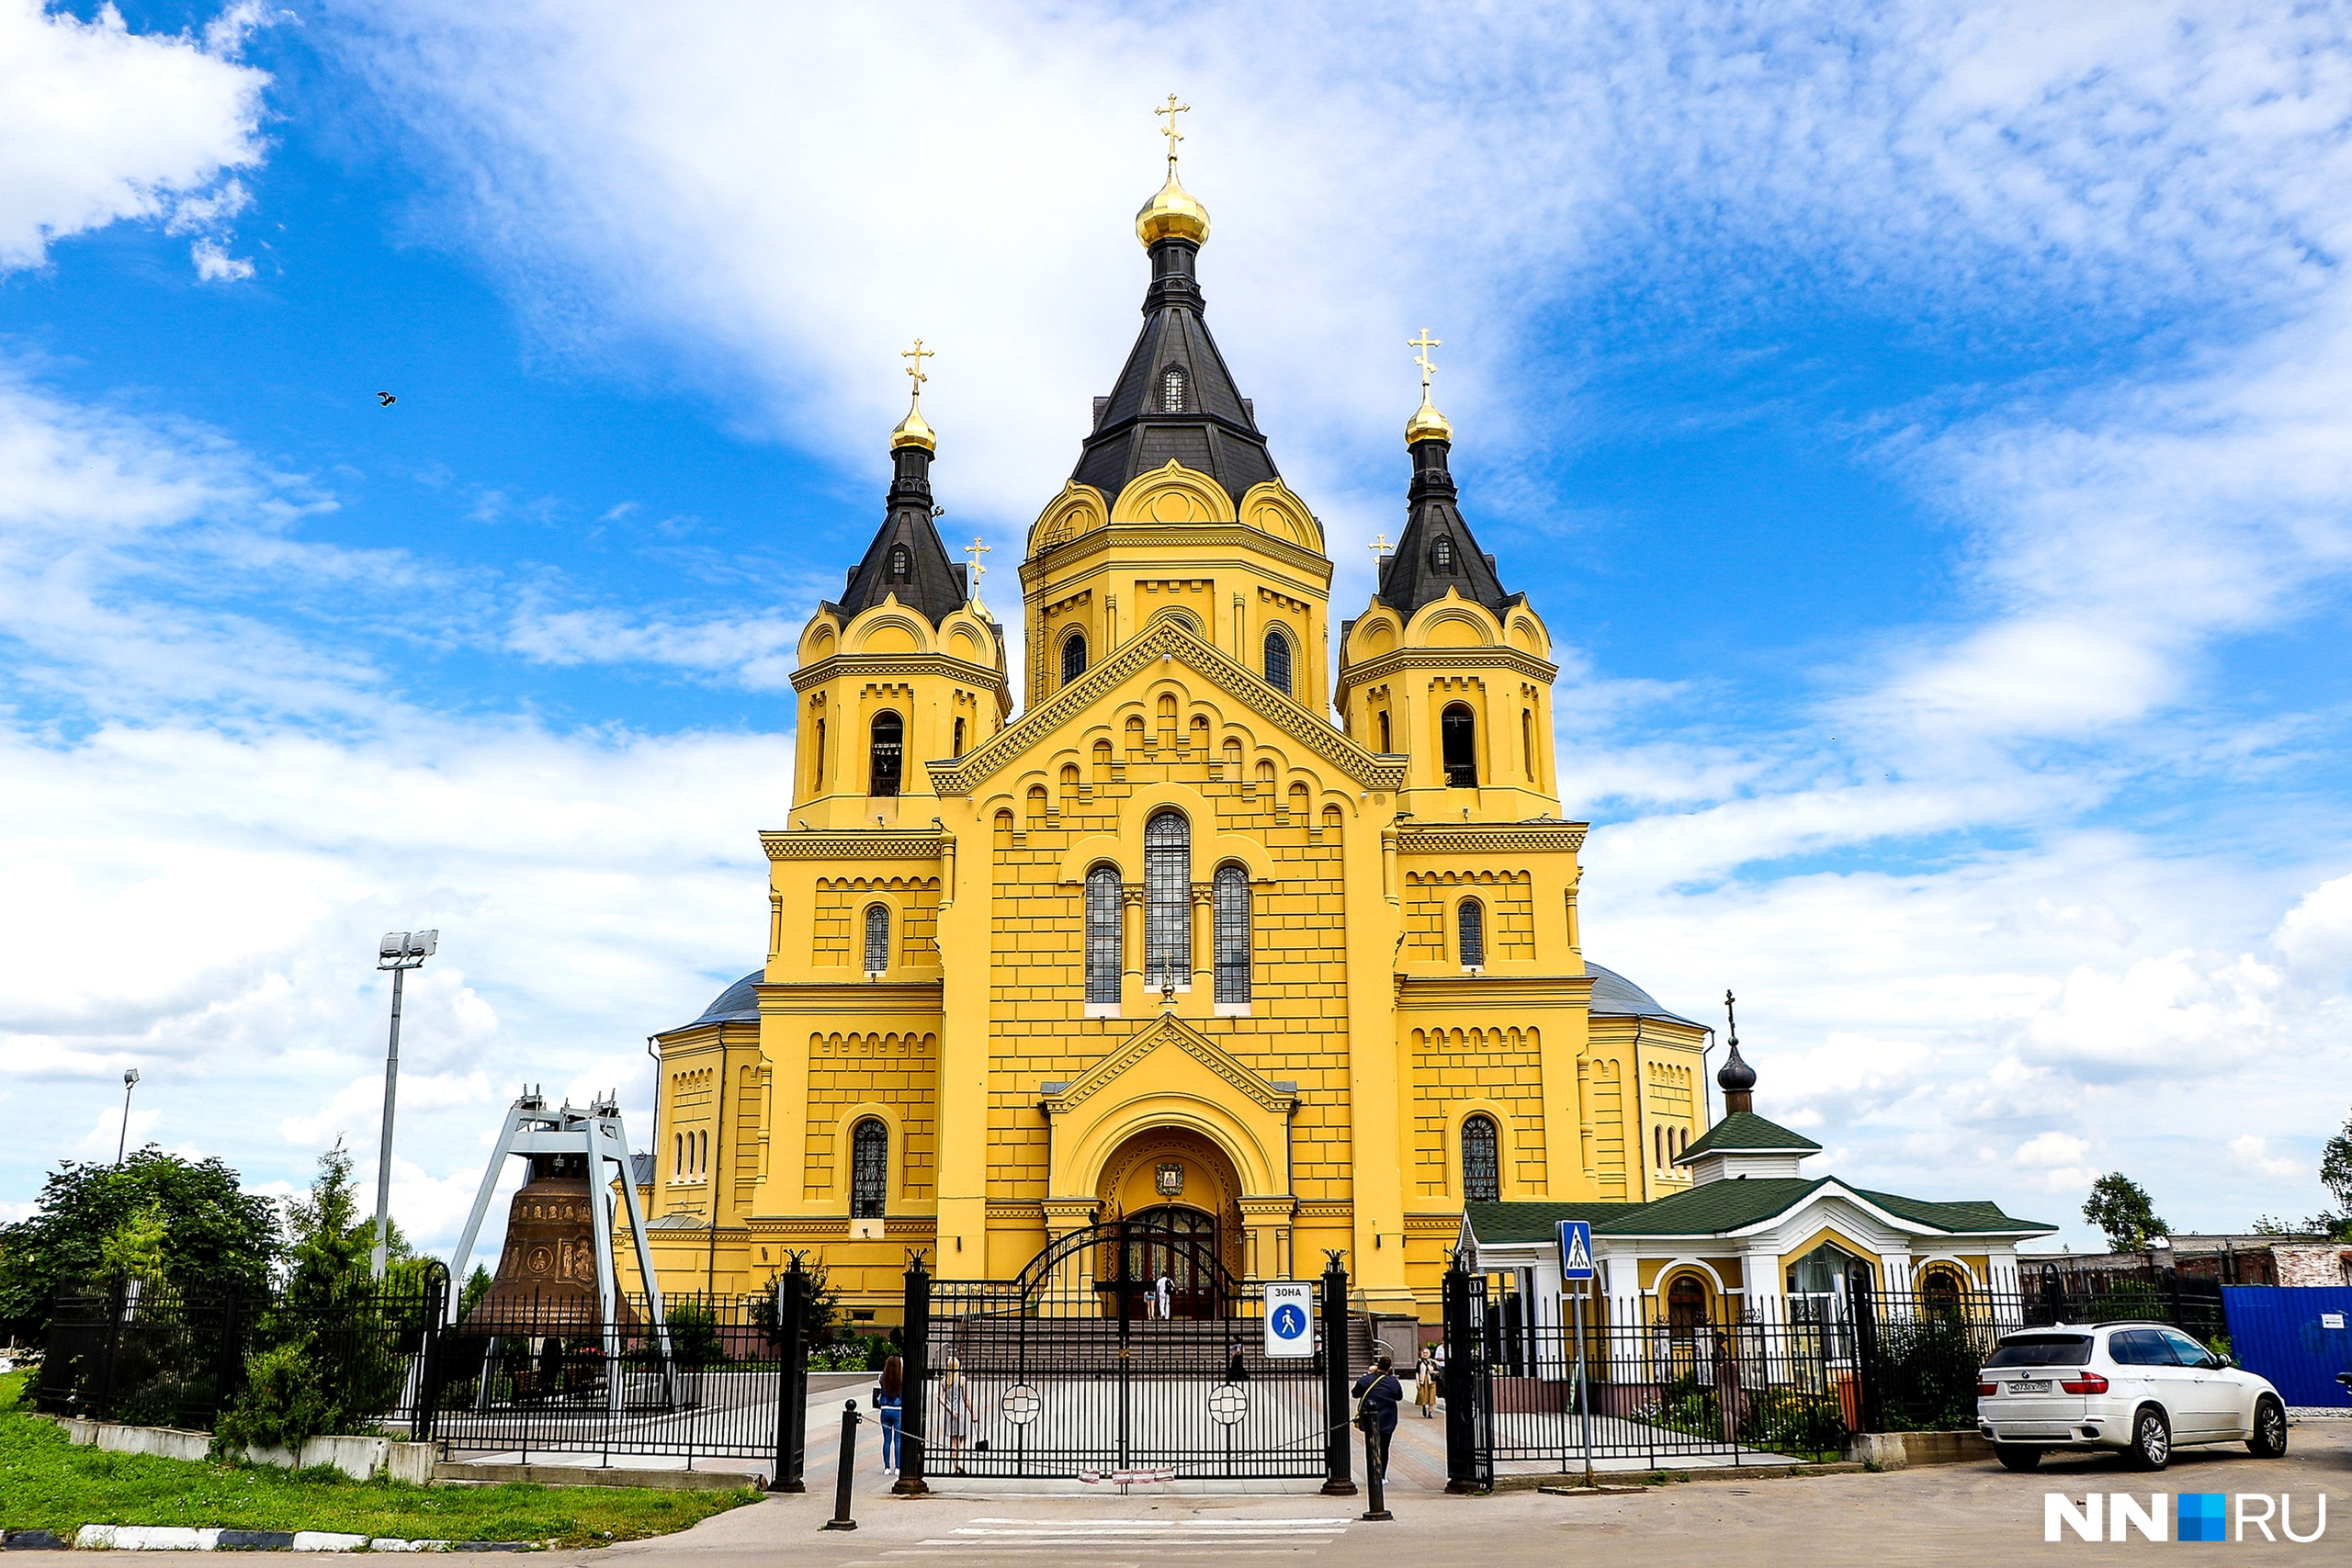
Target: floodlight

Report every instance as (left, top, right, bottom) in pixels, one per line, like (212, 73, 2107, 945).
(380, 931, 405, 959)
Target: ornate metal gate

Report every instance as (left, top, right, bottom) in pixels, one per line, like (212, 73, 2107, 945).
(913, 1216, 1335, 1480)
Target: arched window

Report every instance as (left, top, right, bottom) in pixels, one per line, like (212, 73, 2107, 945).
(951, 716, 965, 757)
(1145, 810, 1191, 990)
(1085, 866, 1123, 1004)
(1655, 1125, 1666, 1170)
(1458, 898, 1486, 968)
(1921, 1268, 1963, 1320)
(850, 1118, 888, 1217)
(697, 1129, 707, 1174)
(1522, 708, 1534, 780)
(888, 543, 910, 581)
(1060, 632, 1087, 686)
(1213, 864, 1250, 1004)
(1160, 365, 1188, 412)
(1461, 1113, 1499, 1201)
(1442, 703, 1478, 788)
(1433, 535, 1454, 571)
(1262, 628, 1292, 696)
(1667, 1274, 1707, 1341)
(869, 711, 902, 796)
(862, 904, 889, 975)
(673, 1132, 683, 1177)
(1377, 710, 1391, 752)
(812, 718, 825, 789)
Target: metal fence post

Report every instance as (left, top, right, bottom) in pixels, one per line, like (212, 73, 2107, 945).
(414, 1270, 447, 1443)
(1319, 1250, 1355, 1496)
(1849, 1271, 1883, 1435)
(774, 1256, 810, 1493)
(893, 1254, 931, 1496)
(823, 1402, 861, 1530)
(1441, 1254, 1478, 1494)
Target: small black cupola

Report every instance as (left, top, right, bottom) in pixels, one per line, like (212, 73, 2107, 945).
(827, 340, 970, 628)
(1374, 331, 1516, 619)
(1717, 988, 1758, 1114)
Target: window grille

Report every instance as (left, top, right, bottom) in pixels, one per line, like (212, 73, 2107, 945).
(863, 904, 888, 974)
(869, 712, 902, 796)
(1462, 1114, 1499, 1201)
(1161, 365, 1188, 412)
(850, 1119, 888, 1217)
(1145, 810, 1191, 989)
(952, 716, 965, 757)
(1061, 633, 1087, 685)
(1442, 704, 1478, 788)
(1213, 864, 1250, 1003)
(1458, 898, 1486, 967)
(888, 544, 910, 581)
(1085, 866, 1123, 1003)
(1262, 628, 1292, 695)
(1433, 535, 1454, 570)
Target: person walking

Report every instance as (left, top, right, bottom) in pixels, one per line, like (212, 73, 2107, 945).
(876, 1355, 904, 1475)
(1414, 1344, 1439, 1417)
(939, 1356, 977, 1474)
(1351, 1349, 1404, 1483)
(1156, 1269, 1173, 1320)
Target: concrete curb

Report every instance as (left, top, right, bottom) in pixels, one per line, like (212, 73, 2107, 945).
(43, 1527, 537, 1552)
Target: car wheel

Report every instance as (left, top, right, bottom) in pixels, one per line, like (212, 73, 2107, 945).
(2126, 1405, 2171, 1472)
(2246, 1396, 2288, 1459)
(1994, 1443, 2041, 1472)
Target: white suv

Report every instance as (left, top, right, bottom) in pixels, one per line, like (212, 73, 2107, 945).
(1975, 1322, 2289, 1472)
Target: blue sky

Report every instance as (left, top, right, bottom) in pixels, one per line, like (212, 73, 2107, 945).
(4, 1, 2349, 1258)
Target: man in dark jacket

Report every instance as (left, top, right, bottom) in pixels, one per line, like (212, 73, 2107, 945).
(1351, 1349, 1404, 1483)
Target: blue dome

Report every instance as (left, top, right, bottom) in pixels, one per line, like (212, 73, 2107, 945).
(1585, 963, 1701, 1026)
(688, 969, 763, 1027)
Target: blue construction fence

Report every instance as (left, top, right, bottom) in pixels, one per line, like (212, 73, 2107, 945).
(2222, 1286, 2352, 1409)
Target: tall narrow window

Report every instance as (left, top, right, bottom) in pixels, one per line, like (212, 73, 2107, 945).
(1462, 1114, 1499, 1201)
(869, 712, 902, 796)
(1442, 704, 1478, 787)
(1458, 898, 1486, 968)
(673, 1132, 683, 1177)
(850, 1118, 888, 1217)
(1377, 710, 1391, 752)
(1160, 365, 1188, 412)
(1433, 535, 1454, 571)
(862, 904, 889, 975)
(1145, 810, 1191, 989)
(1262, 628, 1293, 695)
(813, 719, 825, 789)
(888, 543, 910, 581)
(1085, 866, 1123, 1004)
(1521, 709, 1534, 780)
(1213, 864, 1251, 1004)
(952, 716, 966, 757)
(1061, 632, 1087, 685)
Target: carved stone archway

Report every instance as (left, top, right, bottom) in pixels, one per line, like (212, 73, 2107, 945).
(1094, 1125, 1246, 1286)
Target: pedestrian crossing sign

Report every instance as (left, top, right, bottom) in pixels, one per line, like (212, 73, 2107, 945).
(1558, 1220, 1595, 1280)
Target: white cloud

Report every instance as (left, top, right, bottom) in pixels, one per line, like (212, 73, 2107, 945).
(0, 0, 267, 274)
(2227, 1134, 2304, 1183)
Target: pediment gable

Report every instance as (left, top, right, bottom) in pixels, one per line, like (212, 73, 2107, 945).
(925, 614, 1404, 795)
(1043, 1011, 1299, 1118)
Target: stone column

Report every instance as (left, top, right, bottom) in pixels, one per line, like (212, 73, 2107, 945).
(1121, 885, 1146, 1013)
(1191, 881, 1215, 1001)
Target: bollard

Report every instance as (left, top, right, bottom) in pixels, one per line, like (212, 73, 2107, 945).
(1360, 1421, 1392, 1522)
(821, 1401, 861, 1531)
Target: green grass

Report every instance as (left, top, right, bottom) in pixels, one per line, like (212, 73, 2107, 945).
(0, 1372, 759, 1548)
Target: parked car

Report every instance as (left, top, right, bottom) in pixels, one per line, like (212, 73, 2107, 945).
(1975, 1322, 2289, 1472)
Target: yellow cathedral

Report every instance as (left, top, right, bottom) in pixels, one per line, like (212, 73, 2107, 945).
(623, 133, 1713, 1324)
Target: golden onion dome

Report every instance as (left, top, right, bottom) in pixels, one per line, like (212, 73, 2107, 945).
(1136, 163, 1211, 248)
(1405, 391, 1453, 446)
(889, 398, 936, 453)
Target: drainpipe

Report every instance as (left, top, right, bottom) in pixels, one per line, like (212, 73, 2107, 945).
(707, 1053, 727, 1300)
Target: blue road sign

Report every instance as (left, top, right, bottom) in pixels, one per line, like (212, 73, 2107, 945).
(1263, 1281, 1314, 1357)
(1558, 1220, 1595, 1280)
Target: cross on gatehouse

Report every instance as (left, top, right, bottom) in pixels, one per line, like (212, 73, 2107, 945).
(1157, 93, 1190, 162)
(1408, 328, 1442, 394)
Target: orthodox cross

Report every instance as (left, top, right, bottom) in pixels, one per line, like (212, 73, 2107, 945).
(901, 337, 933, 394)
(1156, 93, 1190, 162)
(964, 536, 989, 591)
(1367, 531, 1390, 560)
(1408, 328, 1441, 394)
(1724, 988, 1739, 1048)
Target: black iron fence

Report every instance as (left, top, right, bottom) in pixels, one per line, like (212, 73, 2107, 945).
(2018, 1259, 2226, 1344)
(35, 1278, 255, 1431)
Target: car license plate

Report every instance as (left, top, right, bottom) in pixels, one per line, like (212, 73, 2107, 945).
(2008, 1380, 2051, 1393)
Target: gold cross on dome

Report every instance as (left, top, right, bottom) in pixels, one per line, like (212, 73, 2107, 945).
(1408, 328, 1442, 393)
(901, 338, 933, 392)
(1368, 532, 1390, 559)
(1156, 93, 1190, 161)
(965, 536, 990, 588)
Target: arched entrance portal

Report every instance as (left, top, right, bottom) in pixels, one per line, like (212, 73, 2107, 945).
(1092, 1125, 1246, 1317)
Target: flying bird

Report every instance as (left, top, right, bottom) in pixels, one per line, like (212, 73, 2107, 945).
(377, 391, 396, 406)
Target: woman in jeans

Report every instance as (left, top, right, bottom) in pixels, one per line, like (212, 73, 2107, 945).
(876, 1356, 904, 1474)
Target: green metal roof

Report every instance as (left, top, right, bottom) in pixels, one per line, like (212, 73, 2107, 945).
(1855, 1189, 2058, 1235)
(1675, 1111, 1823, 1162)
(1593, 1178, 1827, 1235)
(1464, 1179, 2059, 1245)
(1460, 1200, 1641, 1244)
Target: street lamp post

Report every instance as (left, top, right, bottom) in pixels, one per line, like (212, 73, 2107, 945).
(116, 1068, 140, 1164)
(372, 930, 438, 1279)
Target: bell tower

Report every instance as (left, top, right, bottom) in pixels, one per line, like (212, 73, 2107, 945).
(1336, 332, 1560, 822)
(791, 344, 1010, 829)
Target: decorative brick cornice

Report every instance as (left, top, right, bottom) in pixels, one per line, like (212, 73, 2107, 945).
(927, 617, 1404, 795)
(1046, 1012, 1298, 1117)
(790, 652, 1008, 694)
(762, 830, 947, 861)
(1334, 645, 1559, 696)
(1392, 823, 1588, 856)
(1022, 523, 1336, 586)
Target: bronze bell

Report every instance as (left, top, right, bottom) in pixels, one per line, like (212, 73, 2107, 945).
(476, 1152, 638, 1332)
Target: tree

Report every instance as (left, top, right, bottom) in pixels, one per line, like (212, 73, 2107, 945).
(2084, 1172, 2171, 1251)
(0, 1148, 279, 1336)
(2249, 1109, 2352, 1240)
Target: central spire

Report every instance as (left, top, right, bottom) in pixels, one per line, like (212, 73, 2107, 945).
(1070, 96, 1277, 508)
